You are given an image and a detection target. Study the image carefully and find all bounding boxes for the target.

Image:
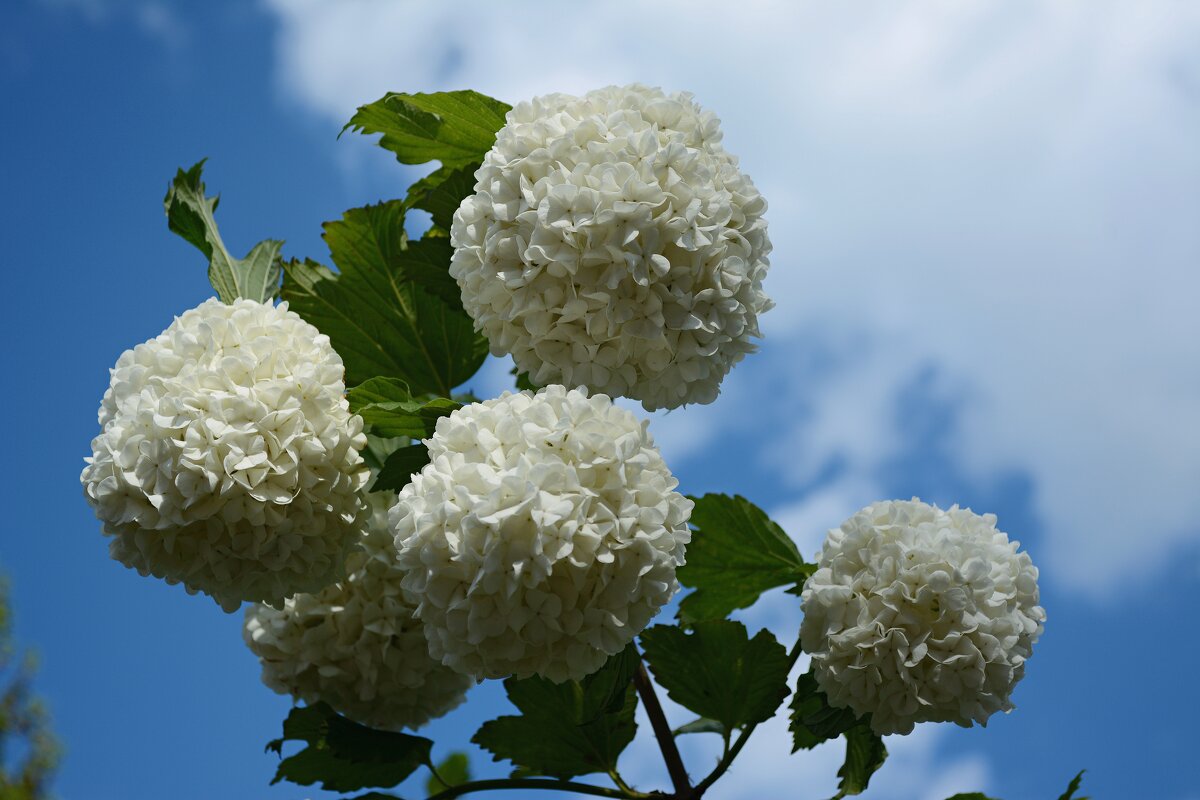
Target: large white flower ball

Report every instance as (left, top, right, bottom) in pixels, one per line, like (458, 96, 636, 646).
(243, 494, 471, 730)
(450, 85, 773, 411)
(800, 499, 1045, 736)
(390, 385, 693, 682)
(81, 298, 370, 612)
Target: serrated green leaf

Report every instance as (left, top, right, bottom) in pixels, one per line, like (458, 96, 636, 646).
(677, 494, 815, 624)
(944, 793, 999, 800)
(266, 703, 432, 793)
(673, 718, 727, 737)
(344, 90, 510, 169)
(393, 237, 462, 309)
(640, 621, 791, 732)
(426, 752, 471, 795)
(1057, 771, 1088, 800)
(280, 201, 488, 393)
(348, 378, 461, 439)
(471, 645, 638, 779)
(164, 160, 281, 304)
(406, 163, 479, 231)
(372, 444, 431, 492)
(789, 670, 864, 751)
(833, 726, 887, 799)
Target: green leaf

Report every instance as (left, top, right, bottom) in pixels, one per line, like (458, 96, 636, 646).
(372, 444, 431, 492)
(676, 494, 815, 624)
(944, 794, 999, 800)
(280, 200, 488, 392)
(471, 645, 639, 779)
(393, 237, 462, 309)
(789, 670, 863, 751)
(833, 725, 887, 799)
(511, 364, 539, 392)
(344, 90, 510, 169)
(266, 703, 432, 793)
(348, 378, 461, 439)
(672, 718, 727, 737)
(406, 163, 479, 232)
(1057, 771, 1089, 800)
(164, 160, 282, 304)
(426, 752, 471, 795)
(640, 620, 791, 732)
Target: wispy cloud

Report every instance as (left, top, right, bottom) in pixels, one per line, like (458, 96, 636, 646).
(261, 0, 1200, 599)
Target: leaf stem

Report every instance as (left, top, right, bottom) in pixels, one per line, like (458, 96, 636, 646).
(693, 639, 805, 796)
(424, 777, 638, 800)
(633, 660, 691, 796)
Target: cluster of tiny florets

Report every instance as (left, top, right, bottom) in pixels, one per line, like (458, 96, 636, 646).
(243, 494, 471, 730)
(450, 84, 772, 411)
(81, 298, 369, 611)
(800, 499, 1045, 735)
(390, 385, 693, 682)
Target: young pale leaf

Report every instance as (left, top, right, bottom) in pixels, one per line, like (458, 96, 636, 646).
(164, 160, 282, 304)
(265, 703, 432, 793)
(280, 201, 488, 392)
(371, 444, 431, 492)
(407, 163, 480, 232)
(640, 620, 791, 732)
(673, 718, 727, 737)
(1057, 771, 1089, 800)
(833, 726, 887, 799)
(676, 494, 815, 624)
(348, 378, 461, 439)
(426, 752, 471, 795)
(789, 670, 864, 751)
(344, 90, 510, 169)
(471, 645, 638, 779)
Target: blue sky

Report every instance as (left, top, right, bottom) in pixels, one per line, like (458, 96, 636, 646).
(2, 1, 1198, 799)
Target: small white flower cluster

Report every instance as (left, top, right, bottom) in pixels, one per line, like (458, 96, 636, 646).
(243, 494, 471, 730)
(390, 385, 693, 682)
(450, 84, 773, 411)
(81, 298, 369, 612)
(800, 499, 1045, 736)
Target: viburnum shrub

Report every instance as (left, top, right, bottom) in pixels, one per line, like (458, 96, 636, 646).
(80, 86, 1085, 800)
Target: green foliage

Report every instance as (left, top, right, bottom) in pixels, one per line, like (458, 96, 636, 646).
(672, 718, 727, 737)
(348, 378, 461, 439)
(266, 703, 432, 793)
(789, 670, 863, 751)
(676, 494, 815, 624)
(833, 726, 887, 799)
(471, 646, 639, 779)
(280, 201, 488, 392)
(427, 752, 471, 795)
(944, 794, 999, 800)
(344, 90, 510, 169)
(1057, 771, 1089, 800)
(406, 164, 479, 233)
(640, 620, 791, 732)
(164, 160, 281, 304)
(372, 444, 433, 492)
(0, 576, 60, 800)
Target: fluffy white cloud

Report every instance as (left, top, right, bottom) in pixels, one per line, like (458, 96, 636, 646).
(263, 0, 1200, 598)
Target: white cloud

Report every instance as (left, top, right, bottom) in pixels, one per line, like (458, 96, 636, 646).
(261, 0, 1200, 597)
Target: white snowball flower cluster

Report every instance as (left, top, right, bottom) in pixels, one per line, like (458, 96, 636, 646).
(450, 84, 773, 411)
(390, 385, 692, 682)
(800, 499, 1045, 736)
(243, 494, 471, 730)
(81, 298, 370, 612)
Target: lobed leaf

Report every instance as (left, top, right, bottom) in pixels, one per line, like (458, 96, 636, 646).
(348, 378, 461, 439)
(344, 90, 510, 169)
(406, 163, 480, 232)
(471, 645, 638, 779)
(789, 670, 863, 751)
(371, 444, 432, 492)
(640, 620, 791, 732)
(426, 752, 471, 795)
(280, 201, 488, 392)
(676, 494, 815, 624)
(266, 703, 431, 793)
(164, 160, 281, 304)
(833, 725, 887, 799)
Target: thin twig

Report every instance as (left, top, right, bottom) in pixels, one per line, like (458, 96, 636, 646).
(633, 660, 692, 796)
